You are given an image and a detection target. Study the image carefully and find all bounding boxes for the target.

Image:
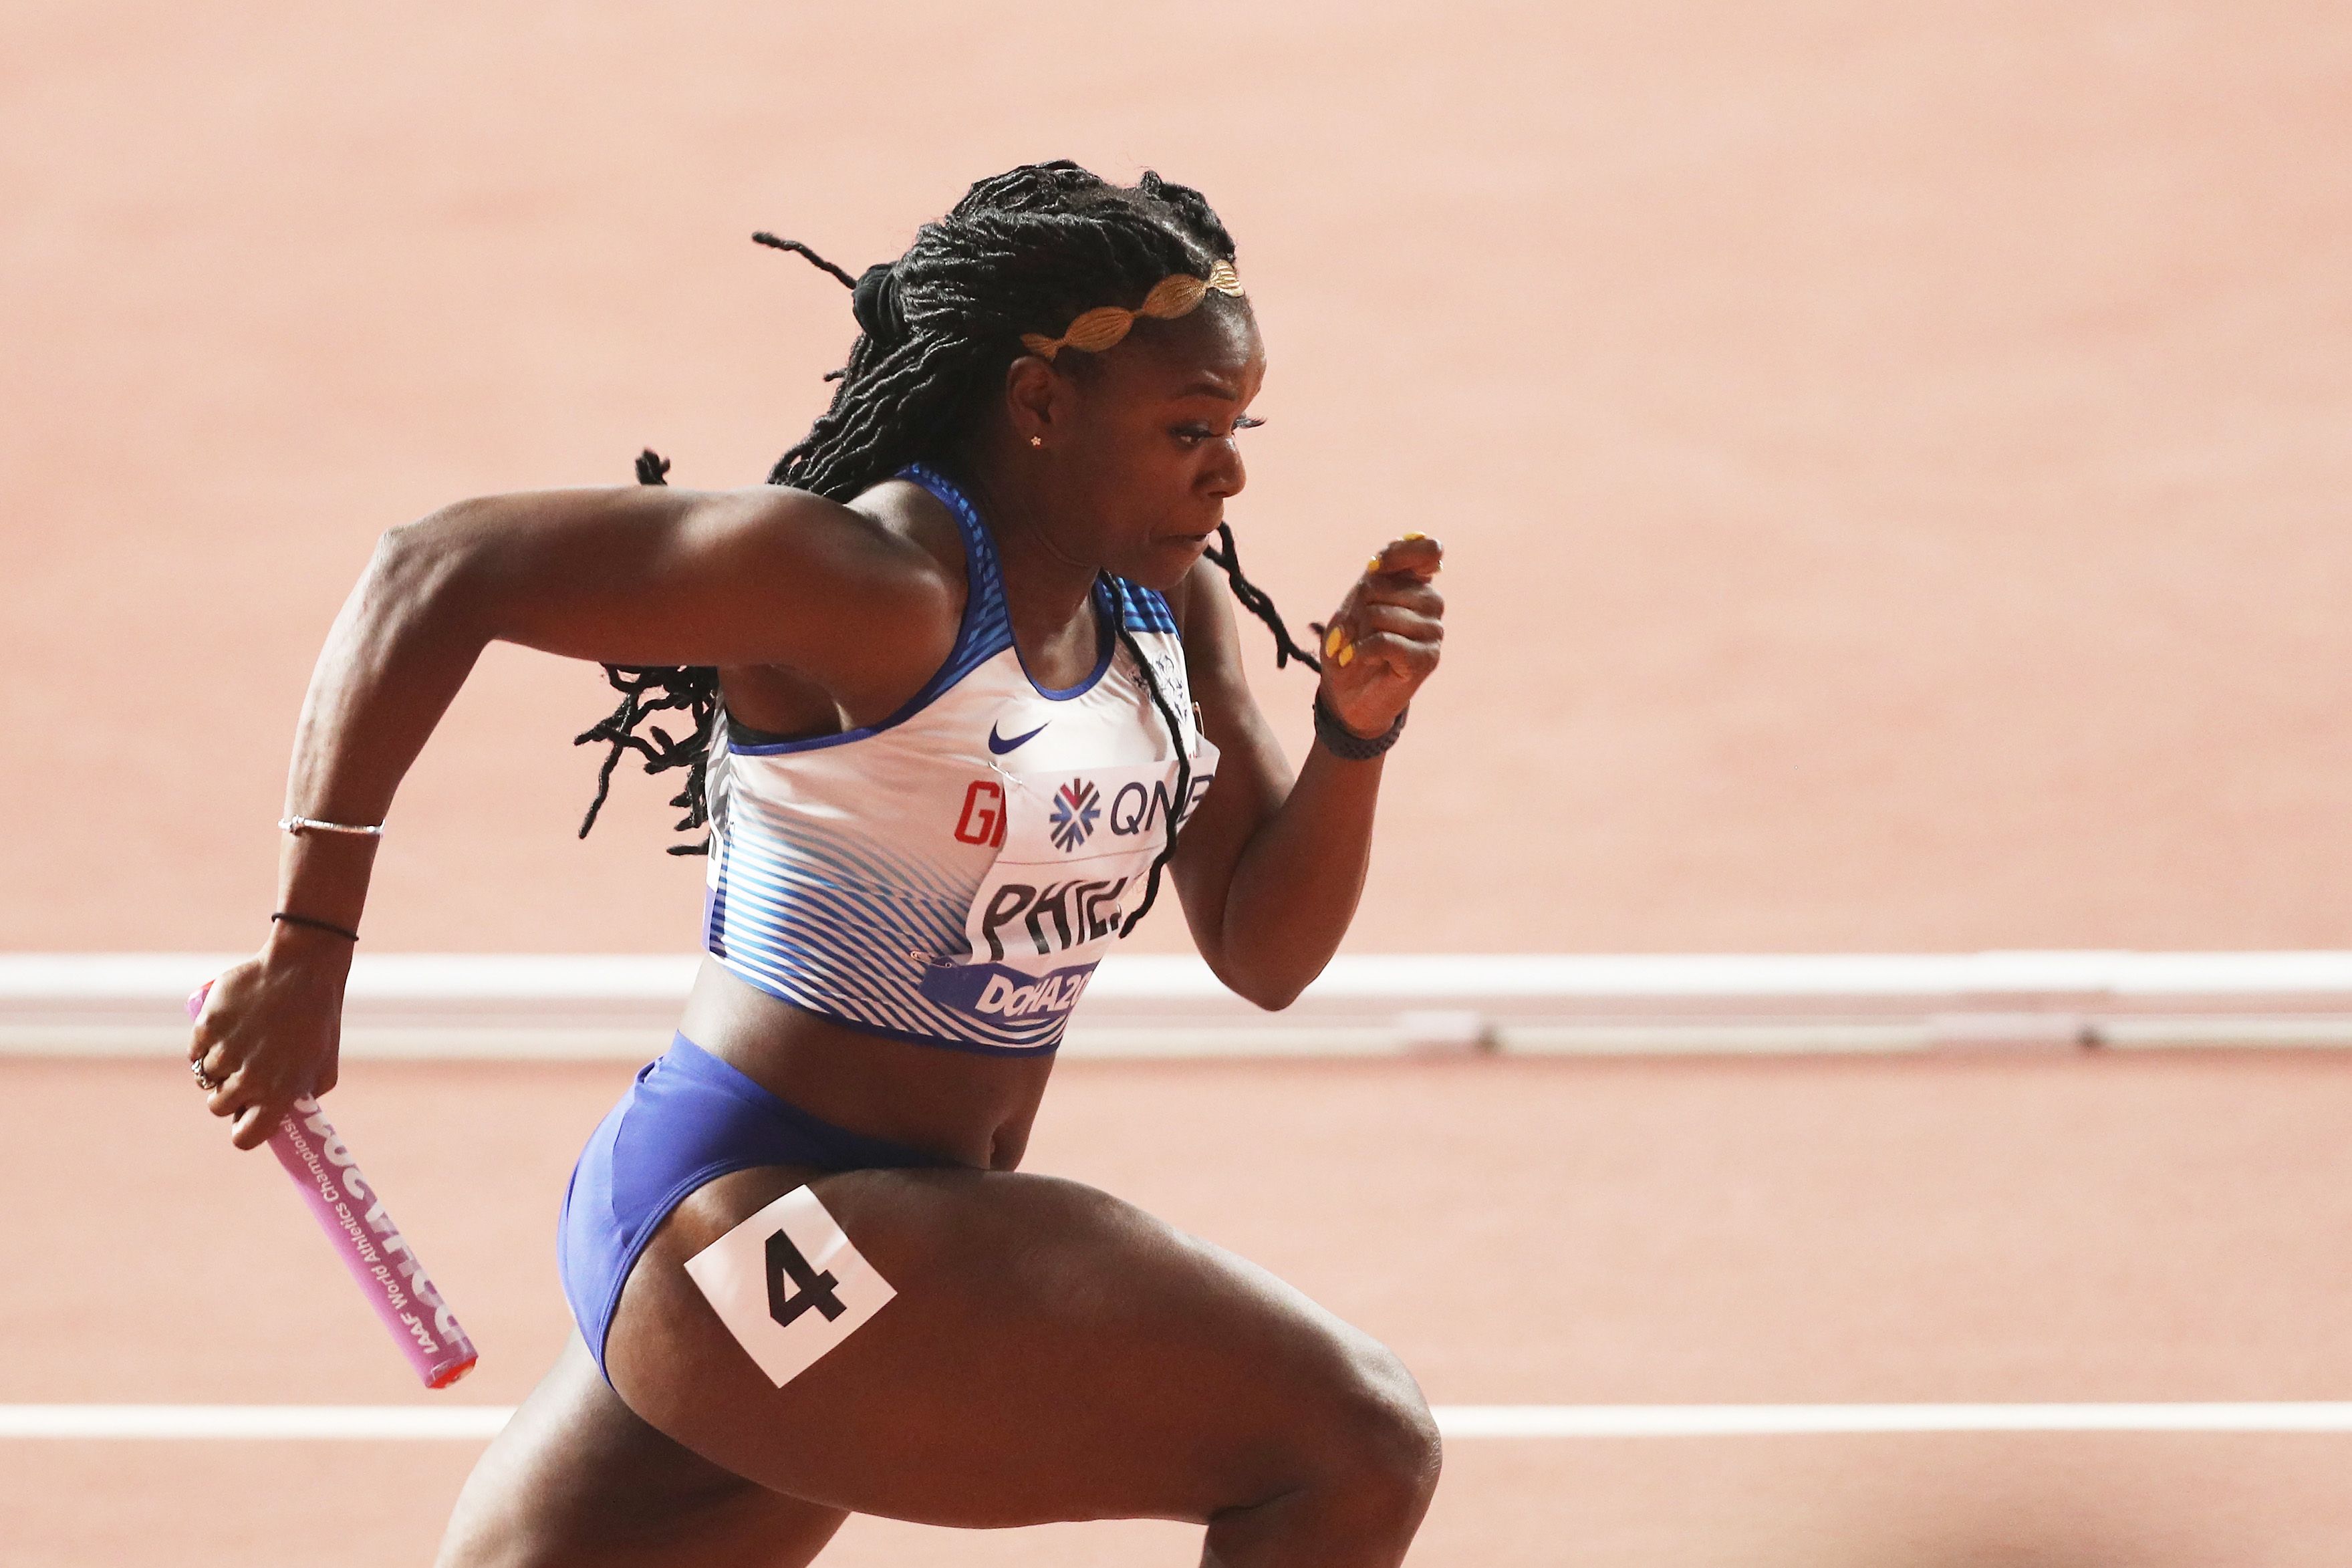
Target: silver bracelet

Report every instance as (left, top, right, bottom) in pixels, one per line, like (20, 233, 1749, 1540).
(278, 815, 386, 837)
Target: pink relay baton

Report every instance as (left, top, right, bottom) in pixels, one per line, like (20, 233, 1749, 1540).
(189, 981, 479, 1388)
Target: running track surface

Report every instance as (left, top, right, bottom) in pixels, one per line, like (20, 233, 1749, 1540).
(13, 1049, 2352, 1565)
(9, 1, 2352, 956)
(12, 9, 2352, 1561)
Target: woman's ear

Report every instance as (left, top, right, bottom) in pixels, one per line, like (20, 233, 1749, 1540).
(1003, 353, 1065, 446)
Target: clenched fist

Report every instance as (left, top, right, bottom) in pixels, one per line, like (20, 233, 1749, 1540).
(1316, 534, 1444, 741)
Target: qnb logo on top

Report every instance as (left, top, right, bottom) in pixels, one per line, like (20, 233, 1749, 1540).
(952, 771, 1218, 851)
(1048, 779, 1101, 851)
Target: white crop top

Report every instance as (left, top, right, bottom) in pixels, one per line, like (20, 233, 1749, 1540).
(700, 465, 1219, 1054)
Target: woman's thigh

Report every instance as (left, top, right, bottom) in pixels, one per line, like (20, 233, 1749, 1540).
(604, 1163, 1437, 1532)
(438, 1332, 846, 1568)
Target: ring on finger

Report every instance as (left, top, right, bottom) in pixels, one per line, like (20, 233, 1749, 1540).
(190, 1057, 221, 1093)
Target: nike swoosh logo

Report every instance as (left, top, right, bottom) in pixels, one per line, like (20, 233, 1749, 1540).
(988, 721, 1050, 755)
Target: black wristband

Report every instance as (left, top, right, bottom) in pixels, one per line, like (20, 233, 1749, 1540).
(272, 910, 360, 943)
(1313, 692, 1408, 760)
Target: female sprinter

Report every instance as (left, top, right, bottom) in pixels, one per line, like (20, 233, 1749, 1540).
(188, 162, 1448, 1567)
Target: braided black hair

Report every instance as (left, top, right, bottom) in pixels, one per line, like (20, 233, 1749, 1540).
(571, 450, 718, 855)
(576, 162, 1314, 931)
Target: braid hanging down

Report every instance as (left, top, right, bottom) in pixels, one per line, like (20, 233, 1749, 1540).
(575, 161, 1314, 931)
(571, 449, 718, 854)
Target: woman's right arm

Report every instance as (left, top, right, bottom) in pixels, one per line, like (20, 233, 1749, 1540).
(190, 483, 957, 1148)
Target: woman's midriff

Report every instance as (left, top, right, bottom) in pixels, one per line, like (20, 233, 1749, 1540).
(675, 956, 1055, 1172)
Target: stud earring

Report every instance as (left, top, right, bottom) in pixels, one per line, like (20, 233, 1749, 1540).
(1030, 435, 1044, 448)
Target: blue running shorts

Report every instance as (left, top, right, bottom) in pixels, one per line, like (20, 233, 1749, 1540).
(559, 1033, 946, 1380)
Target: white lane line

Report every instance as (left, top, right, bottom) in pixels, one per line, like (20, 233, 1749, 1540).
(0, 1406, 516, 1439)
(1436, 1404, 2352, 1436)
(11, 1404, 2352, 1440)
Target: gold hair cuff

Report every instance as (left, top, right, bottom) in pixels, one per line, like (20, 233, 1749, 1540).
(1021, 260, 1245, 359)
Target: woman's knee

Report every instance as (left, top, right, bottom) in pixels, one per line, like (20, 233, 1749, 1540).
(1202, 1336, 1440, 1561)
(1333, 1340, 1443, 1511)
(1271, 1329, 1442, 1528)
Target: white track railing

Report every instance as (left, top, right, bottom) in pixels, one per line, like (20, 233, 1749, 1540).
(9, 952, 2352, 1059)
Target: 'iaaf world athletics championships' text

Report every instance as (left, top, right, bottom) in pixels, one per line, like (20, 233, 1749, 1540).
(278, 1100, 462, 1355)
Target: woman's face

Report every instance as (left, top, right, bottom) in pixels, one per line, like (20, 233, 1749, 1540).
(1016, 300, 1267, 590)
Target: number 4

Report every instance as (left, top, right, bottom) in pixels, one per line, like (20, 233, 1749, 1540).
(766, 1228, 847, 1327)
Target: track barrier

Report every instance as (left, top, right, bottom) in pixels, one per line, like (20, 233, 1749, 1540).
(12, 952, 2352, 1059)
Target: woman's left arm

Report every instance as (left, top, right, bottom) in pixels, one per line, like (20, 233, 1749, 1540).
(1171, 535, 1445, 1008)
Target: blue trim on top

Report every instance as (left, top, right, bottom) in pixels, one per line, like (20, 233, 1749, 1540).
(1023, 579, 1116, 701)
(1109, 577, 1179, 635)
(901, 464, 1019, 690)
(902, 466, 1118, 704)
(725, 464, 1015, 757)
(720, 467, 1173, 752)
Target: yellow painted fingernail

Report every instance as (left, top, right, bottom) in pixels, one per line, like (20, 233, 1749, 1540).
(1404, 531, 1426, 541)
(1335, 642, 1355, 667)
(1323, 626, 1346, 657)
(1366, 554, 1383, 573)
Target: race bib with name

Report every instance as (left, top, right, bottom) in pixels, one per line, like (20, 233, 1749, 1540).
(916, 742, 1218, 1029)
